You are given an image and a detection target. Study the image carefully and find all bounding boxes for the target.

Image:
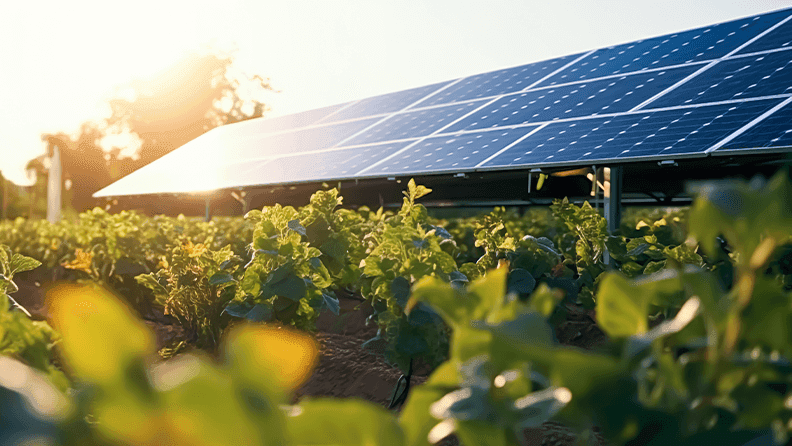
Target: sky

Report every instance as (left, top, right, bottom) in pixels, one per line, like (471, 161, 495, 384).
(1, 0, 789, 185)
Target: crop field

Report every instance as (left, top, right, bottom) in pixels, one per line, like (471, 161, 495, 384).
(2, 174, 792, 446)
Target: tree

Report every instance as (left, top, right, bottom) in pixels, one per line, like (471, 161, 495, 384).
(36, 48, 275, 212)
(103, 50, 274, 171)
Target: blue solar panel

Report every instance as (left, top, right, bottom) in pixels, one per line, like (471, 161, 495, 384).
(444, 65, 700, 132)
(479, 99, 782, 168)
(321, 81, 452, 123)
(230, 141, 413, 186)
(359, 127, 538, 175)
(93, 7, 792, 199)
(648, 51, 792, 108)
(720, 100, 792, 149)
(343, 100, 488, 146)
(736, 15, 792, 54)
(419, 54, 584, 107)
(233, 117, 381, 159)
(537, 10, 788, 87)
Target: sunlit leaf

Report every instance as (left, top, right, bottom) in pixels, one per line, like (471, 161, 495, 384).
(47, 284, 154, 384)
(288, 398, 405, 446)
(224, 324, 319, 393)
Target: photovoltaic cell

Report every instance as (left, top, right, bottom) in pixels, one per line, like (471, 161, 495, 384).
(445, 65, 700, 132)
(719, 101, 792, 149)
(648, 51, 792, 108)
(321, 81, 452, 123)
(479, 99, 782, 168)
(419, 54, 584, 107)
(232, 117, 381, 159)
(736, 15, 792, 54)
(360, 127, 538, 175)
(229, 141, 413, 186)
(343, 100, 488, 146)
(537, 11, 787, 87)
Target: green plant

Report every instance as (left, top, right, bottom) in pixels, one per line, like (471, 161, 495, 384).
(136, 237, 239, 353)
(0, 246, 68, 391)
(359, 180, 462, 375)
(2, 283, 405, 446)
(403, 171, 792, 446)
(228, 196, 339, 331)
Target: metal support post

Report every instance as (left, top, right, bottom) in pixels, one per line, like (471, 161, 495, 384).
(605, 166, 623, 234)
(204, 197, 212, 222)
(603, 166, 623, 266)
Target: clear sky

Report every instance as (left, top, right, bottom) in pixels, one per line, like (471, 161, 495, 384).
(1, 0, 788, 185)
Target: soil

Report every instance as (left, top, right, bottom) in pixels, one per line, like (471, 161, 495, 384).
(10, 269, 610, 446)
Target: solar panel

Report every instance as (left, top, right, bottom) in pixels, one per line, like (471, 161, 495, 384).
(230, 141, 413, 186)
(537, 10, 787, 87)
(344, 100, 488, 145)
(419, 54, 585, 107)
(444, 65, 701, 131)
(357, 127, 539, 176)
(648, 50, 792, 107)
(94, 6, 792, 198)
(736, 14, 792, 55)
(717, 98, 792, 151)
(232, 117, 382, 159)
(224, 102, 352, 134)
(481, 98, 784, 168)
(319, 81, 452, 123)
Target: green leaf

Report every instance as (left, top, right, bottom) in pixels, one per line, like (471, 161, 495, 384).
(287, 219, 307, 236)
(209, 273, 235, 286)
(49, 284, 154, 386)
(507, 268, 536, 295)
(321, 293, 340, 315)
(399, 385, 450, 446)
(431, 386, 495, 422)
(625, 243, 651, 258)
(407, 179, 432, 201)
(287, 398, 405, 446)
(643, 260, 667, 275)
(596, 273, 648, 337)
(455, 420, 509, 446)
(223, 301, 254, 318)
(8, 254, 41, 275)
(319, 237, 347, 261)
(392, 276, 412, 307)
(472, 312, 554, 350)
(268, 274, 307, 302)
(511, 386, 572, 429)
(663, 244, 703, 266)
(240, 268, 262, 298)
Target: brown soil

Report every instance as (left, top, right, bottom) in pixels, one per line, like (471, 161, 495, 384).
(10, 270, 609, 446)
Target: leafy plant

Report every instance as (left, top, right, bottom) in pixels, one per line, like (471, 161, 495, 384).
(228, 196, 339, 331)
(2, 283, 405, 446)
(136, 237, 240, 353)
(359, 180, 461, 374)
(0, 246, 68, 390)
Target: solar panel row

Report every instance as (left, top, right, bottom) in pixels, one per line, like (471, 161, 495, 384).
(95, 7, 792, 197)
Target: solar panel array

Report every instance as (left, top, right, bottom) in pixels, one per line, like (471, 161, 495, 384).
(96, 7, 792, 197)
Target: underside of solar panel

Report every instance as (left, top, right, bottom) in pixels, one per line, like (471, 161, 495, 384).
(95, 7, 792, 198)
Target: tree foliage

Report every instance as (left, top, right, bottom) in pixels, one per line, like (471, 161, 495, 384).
(34, 49, 274, 214)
